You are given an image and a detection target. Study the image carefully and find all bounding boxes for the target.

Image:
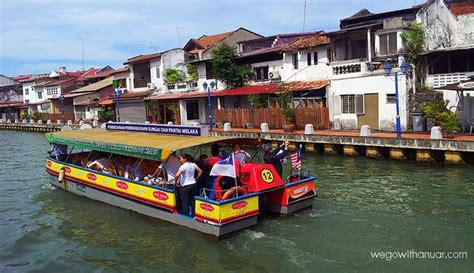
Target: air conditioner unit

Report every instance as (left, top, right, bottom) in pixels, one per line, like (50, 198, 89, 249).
(268, 69, 280, 80)
(147, 83, 156, 90)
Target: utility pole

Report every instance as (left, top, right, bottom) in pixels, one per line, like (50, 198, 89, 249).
(77, 37, 85, 72)
(302, 0, 307, 32)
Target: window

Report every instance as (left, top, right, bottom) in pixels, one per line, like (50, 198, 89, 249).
(292, 53, 299, 69)
(307, 53, 312, 66)
(341, 94, 364, 114)
(186, 100, 199, 120)
(46, 87, 58, 96)
(25, 88, 29, 96)
(379, 33, 398, 55)
(205, 62, 214, 79)
(350, 39, 367, 59)
(37, 91, 43, 99)
(314, 52, 318, 64)
(254, 66, 269, 81)
(386, 94, 396, 104)
(156, 67, 161, 78)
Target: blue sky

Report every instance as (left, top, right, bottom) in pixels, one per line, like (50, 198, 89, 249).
(0, 0, 422, 77)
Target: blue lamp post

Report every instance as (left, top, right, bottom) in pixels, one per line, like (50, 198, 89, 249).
(203, 81, 215, 130)
(114, 89, 122, 122)
(384, 61, 409, 139)
(59, 95, 65, 124)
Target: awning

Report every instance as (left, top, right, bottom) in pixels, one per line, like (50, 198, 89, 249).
(27, 100, 50, 105)
(147, 81, 328, 101)
(0, 102, 25, 108)
(99, 99, 113, 105)
(148, 84, 278, 100)
(46, 129, 230, 160)
(213, 84, 278, 96)
(280, 80, 329, 92)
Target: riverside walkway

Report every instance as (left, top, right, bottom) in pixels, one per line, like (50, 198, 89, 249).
(2, 122, 473, 164)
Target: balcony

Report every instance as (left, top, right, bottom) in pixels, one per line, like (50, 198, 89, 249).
(133, 78, 150, 89)
(165, 81, 198, 93)
(427, 72, 474, 88)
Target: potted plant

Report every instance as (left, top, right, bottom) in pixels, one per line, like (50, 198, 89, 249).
(277, 85, 295, 132)
(422, 100, 459, 138)
(21, 111, 29, 120)
(282, 107, 295, 132)
(31, 111, 42, 122)
(167, 104, 180, 124)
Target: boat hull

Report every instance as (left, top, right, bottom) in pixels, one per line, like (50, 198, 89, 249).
(266, 178, 316, 215)
(46, 165, 257, 237)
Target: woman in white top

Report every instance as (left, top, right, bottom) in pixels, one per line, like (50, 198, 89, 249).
(174, 154, 202, 216)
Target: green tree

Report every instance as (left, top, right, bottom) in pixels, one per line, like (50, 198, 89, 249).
(163, 68, 186, 84)
(186, 63, 198, 81)
(210, 43, 254, 88)
(248, 93, 269, 108)
(401, 22, 426, 84)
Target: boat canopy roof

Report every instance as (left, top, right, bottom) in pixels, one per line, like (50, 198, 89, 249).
(46, 129, 230, 160)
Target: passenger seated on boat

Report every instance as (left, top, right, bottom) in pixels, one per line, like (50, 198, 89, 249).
(204, 147, 221, 167)
(87, 157, 113, 173)
(49, 144, 68, 161)
(142, 161, 167, 185)
(124, 158, 143, 181)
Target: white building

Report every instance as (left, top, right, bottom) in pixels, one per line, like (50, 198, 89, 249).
(418, 0, 474, 126)
(326, 5, 423, 131)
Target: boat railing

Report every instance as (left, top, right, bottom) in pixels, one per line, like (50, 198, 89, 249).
(199, 184, 251, 201)
(287, 168, 313, 184)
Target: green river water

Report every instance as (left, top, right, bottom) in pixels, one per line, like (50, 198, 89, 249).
(0, 131, 473, 273)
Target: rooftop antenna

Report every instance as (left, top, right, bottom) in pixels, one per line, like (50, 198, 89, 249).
(176, 26, 182, 47)
(302, 0, 307, 32)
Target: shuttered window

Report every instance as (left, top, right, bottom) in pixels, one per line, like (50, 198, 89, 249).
(379, 33, 398, 55)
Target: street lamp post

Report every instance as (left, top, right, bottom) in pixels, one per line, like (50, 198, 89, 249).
(59, 95, 65, 124)
(25, 99, 30, 123)
(203, 81, 216, 130)
(384, 61, 409, 139)
(114, 89, 122, 122)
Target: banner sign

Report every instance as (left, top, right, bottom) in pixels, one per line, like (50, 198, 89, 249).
(106, 122, 209, 137)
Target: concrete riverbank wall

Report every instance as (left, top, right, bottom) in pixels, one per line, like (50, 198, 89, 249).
(211, 131, 474, 165)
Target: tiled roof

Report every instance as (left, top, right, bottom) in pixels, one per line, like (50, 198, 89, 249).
(280, 80, 329, 92)
(237, 45, 286, 58)
(108, 66, 129, 75)
(448, 2, 474, 16)
(71, 77, 113, 93)
(124, 52, 161, 65)
(80, 68, 98, 78)
(284, 35, 330, 52)
(195, 31, 234, 50)
(45, 77, 75, 87)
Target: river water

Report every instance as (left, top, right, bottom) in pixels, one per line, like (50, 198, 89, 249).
(0, 131, 473, 272)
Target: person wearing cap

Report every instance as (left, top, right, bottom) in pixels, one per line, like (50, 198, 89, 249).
(263, 141, 289, 177)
